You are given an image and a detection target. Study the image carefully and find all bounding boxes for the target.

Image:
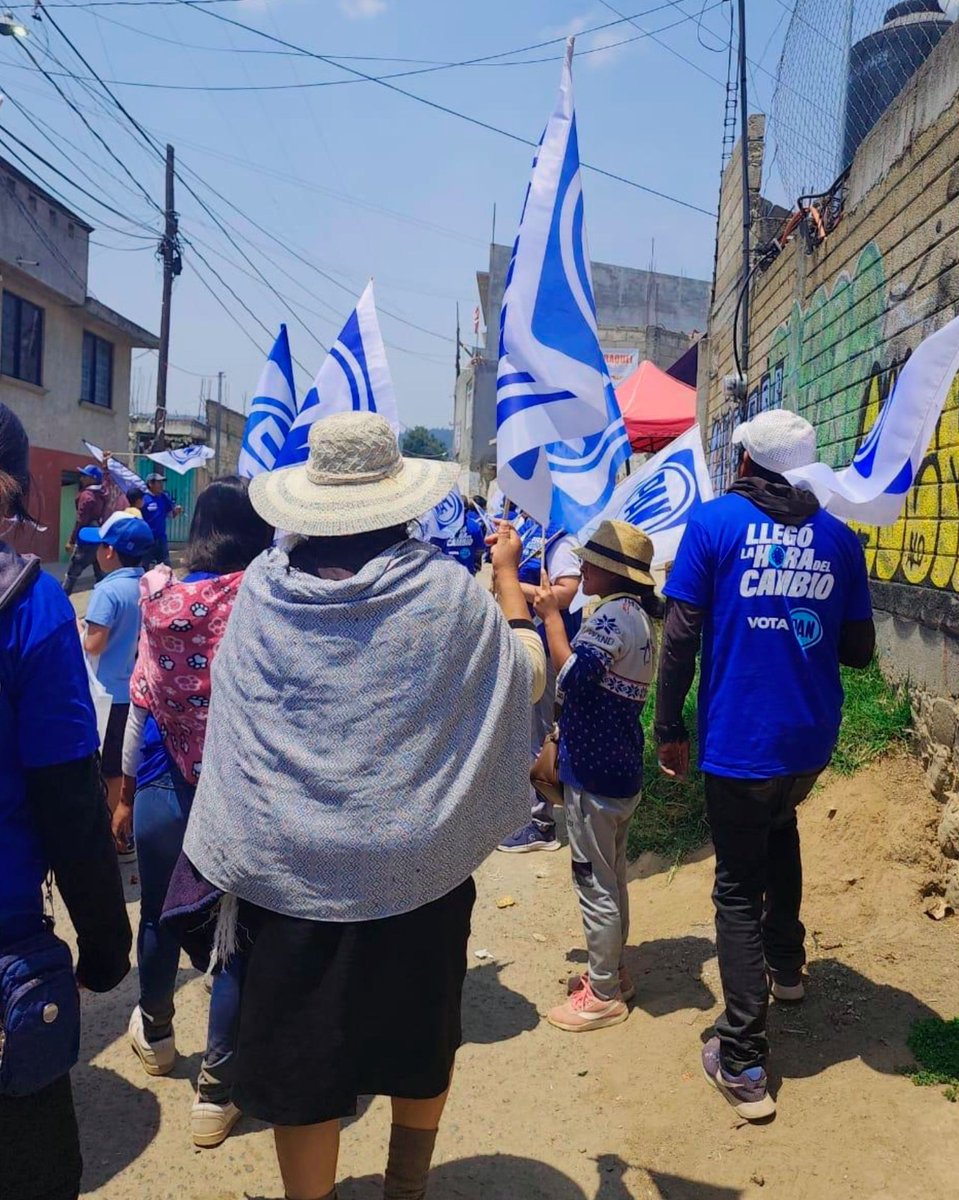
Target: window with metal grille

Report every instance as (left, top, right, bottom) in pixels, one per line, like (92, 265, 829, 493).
(1, 291, 44, 386)
(81, 331, 113, 409)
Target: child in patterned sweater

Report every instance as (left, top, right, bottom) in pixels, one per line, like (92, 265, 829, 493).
(533, 519, 659, 1032)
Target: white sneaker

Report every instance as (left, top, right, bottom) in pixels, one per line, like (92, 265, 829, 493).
(191, 1096, 241, 1148)
(128, 1006, 176, 1077)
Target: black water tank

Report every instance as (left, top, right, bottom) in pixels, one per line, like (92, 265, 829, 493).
(842, 1, 952, 170)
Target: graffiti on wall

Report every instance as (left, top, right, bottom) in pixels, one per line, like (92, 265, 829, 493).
(707, 240, 959, 593)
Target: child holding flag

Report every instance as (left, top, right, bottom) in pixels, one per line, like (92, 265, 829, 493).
(533, 519, 657, 1031)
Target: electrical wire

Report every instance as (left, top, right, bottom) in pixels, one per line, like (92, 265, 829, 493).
(179, 0, 718, 217)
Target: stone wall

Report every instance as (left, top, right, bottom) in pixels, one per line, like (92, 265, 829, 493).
(701, 20, 959, 895)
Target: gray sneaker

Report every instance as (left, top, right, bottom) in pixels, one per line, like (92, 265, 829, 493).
(701, 1036, 776, 1120)
(768, 967, 805, 1002)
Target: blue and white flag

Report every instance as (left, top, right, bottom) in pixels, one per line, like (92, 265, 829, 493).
(416, 484, 466, 542)
(238, 325, 297, 479)
(785, 312, 959, 527)
(580, 425, 714, 566)
(496, 38, 630, 533)
(146, 444, 215, 475)
(275, 281, 397, 468)
(83, 440, 147, 493)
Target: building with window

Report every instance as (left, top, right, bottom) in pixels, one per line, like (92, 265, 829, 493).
(0, 156, 158, 562)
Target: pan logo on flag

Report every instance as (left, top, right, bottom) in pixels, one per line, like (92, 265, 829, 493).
(433, 489, 465, 535)
(621, 450, 698, 535)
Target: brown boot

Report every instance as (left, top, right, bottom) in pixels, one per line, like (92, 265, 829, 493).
(383, 1125, 437, 1200)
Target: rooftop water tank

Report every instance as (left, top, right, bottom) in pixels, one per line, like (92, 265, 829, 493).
(842, 1, 952, 170)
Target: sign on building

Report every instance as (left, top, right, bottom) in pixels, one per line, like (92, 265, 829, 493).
(603, 348, 640, 385)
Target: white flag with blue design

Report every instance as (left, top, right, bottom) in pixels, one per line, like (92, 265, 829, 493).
(580, 425, 714, 566)
(416, 484, 466, 542)
(496, 38, 630, 533)
(146, 444, 215, 475)
(83, 440, 147, 493)
(275, 281, 397, 468)
(238, 324, 297, 478)
(784, 311, 959, 527)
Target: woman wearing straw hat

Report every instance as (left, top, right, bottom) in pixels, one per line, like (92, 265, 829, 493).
(178, 412, 536, 1200)
(533, 519, 659, 1033)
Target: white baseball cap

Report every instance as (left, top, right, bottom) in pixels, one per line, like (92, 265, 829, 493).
(731, 409, 817, 475)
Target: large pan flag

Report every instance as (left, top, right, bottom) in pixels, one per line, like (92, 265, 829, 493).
(238, 324, 298, 479)
(785, 311, 959, 528)
(495, 38, 630, 534)
(275, 281, 398, 468)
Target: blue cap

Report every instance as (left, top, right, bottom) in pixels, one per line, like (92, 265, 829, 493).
(78, 512, 155, 556)
(79, 464, 103, 483)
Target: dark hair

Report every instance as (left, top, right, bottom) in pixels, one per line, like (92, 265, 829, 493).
(611, 576, 664, 618)
(290, 523, 409, 577)
(117, 550, 144, 569)
(184, 475, 274, 574)
(126, 487, 144, 506)
(0, 403, 32, 523)
(737, 446, 786, 486)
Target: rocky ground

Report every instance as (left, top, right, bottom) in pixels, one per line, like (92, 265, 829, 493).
(64, 752, 959, 1200)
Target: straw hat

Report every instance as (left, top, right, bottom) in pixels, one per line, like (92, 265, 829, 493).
(575, 519, 655, 586)
(250, 411, 459, 537)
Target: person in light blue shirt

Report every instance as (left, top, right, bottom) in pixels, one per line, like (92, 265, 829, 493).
(80, 512, 155, 845)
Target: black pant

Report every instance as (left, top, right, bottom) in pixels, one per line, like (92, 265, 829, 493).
(0, 1073, 82, 1200)
(63, 543, 103, 596)
(705, 770, 820, 1074)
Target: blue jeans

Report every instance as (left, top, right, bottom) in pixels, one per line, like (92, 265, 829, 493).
(134, 771, 243, 1103)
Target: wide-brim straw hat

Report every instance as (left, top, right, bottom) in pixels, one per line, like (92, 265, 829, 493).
(250, 410, 460, 537)
(574, 519, 655, 586)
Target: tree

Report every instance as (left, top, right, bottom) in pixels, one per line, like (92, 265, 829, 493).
(401, 426, 449, 459)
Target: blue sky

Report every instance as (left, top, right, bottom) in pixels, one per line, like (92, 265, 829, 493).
(0, 0, 794, 429)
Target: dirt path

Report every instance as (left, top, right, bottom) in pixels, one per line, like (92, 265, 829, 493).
(74, 754, 958, 1200)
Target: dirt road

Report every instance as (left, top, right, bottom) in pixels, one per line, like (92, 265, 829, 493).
(73, 754, 958, 1200)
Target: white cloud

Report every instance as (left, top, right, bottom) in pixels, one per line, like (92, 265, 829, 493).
(340, 0, 388, 17)
(542, 9, 630, 70)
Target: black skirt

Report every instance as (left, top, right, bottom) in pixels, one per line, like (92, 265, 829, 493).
(234, 876, 476, 1126)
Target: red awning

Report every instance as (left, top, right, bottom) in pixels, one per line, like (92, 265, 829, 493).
(616, 359, 697, 454)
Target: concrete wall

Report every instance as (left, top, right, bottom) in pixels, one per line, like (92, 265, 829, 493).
(0, 161, 89, 306)
(2, 272, 136, 562)
(701, 22, 959, 902)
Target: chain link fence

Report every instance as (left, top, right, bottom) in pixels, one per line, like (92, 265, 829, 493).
(770, 1, 957, 204)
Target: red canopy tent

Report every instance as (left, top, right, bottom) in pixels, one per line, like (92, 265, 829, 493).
(616, 359, 697, 454)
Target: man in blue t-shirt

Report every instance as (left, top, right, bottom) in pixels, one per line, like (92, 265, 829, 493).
(80, 512, 154, 853)
(141, 472, 182, 568)
(655, 409, 875, 1122)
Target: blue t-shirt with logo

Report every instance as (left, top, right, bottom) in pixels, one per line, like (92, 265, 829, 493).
(86, 566, 144, 704)
(0, 571, 99, 945)
(141, 491, 175, 540)
(430, 512, 485, 574)
(664, 494, 872, 778)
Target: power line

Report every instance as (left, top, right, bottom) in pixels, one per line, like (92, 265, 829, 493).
(180, 1, 717, 217)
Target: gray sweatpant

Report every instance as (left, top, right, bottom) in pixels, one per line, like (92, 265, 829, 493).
(565, 783, 642, 1000)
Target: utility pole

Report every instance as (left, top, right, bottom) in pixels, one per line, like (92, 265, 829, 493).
(737, 0, 752, 394)
(152, 144, 182, 451)
(214, 370, 224, 476)
(455, 303, 462, 379)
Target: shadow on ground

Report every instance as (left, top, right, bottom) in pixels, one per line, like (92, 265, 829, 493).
(461, 960, 540, 1045)
(695, 956, 944, 1086)
(627, 936, 717, 1017)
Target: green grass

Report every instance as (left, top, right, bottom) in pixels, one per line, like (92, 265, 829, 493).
(906, 1017, 959, 1101)
(629, 657, 911, 865)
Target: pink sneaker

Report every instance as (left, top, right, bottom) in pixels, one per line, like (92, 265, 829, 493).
(567, 968, 636, 1004)
(547, 978, 628, 1032)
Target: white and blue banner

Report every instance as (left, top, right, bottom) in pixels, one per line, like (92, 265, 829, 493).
(496, 38, 630, 533)
(580, 425, 714, 566)
(146, 444, 216, 475)
(417, 484, 466, 542)
(238, 324, 298, 479)
(83, 440, 147, 493)
(786, 312, 959, 527)
(275, 281, 398, 468)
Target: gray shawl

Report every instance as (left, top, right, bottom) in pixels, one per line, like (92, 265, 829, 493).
(183, 538, 532, 922)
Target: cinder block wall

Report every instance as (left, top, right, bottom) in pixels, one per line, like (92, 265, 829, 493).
(700, 22, 959, 903)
